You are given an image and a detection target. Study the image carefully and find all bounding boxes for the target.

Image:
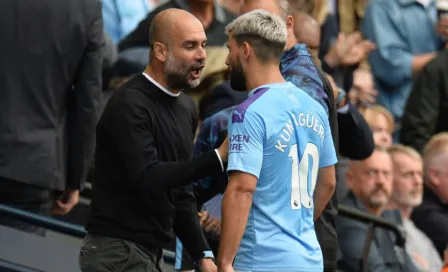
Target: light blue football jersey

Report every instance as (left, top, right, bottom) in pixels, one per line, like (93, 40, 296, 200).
(227, 82, 337, 272)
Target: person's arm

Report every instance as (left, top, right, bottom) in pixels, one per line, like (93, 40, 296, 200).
(173, 185, 215, 268)
(102, 31, 118, 70)
(218, 171, 257, 267)
(313, 116, 337, 221)
(218, 109, 264, 270)
(313, 166, 336, 221)
(362, 2, 429, 87)
(106, 92, 226, 194)
(400, 58, 442, 153)
(411, 53, 438, 75)
(338, 103, 375, 160)
(67, 2, 104, 190)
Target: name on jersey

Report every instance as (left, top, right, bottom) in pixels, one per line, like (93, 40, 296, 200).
(275, 111, 324, 152)
(229, 134, 250, 152)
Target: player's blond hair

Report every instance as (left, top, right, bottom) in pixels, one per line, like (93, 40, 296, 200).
(225, 9, 287, 63)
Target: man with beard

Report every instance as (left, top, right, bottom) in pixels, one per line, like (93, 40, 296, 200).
(80, 9, 228, 272)
(387, 145, 442, 272)
(337, 148, 419, 272)
(217, 9, 337, 272)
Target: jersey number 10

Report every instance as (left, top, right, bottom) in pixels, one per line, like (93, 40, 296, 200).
(288, 143, 319, 209)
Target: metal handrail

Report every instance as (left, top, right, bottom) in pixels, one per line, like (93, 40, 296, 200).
(0, 204, 175, 264)
(338, 204, 406, 247)
(338, 204, 406, 272)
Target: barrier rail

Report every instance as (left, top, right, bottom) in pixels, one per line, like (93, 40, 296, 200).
(338, 204, 406, 272)
(0, 204, 176, 265)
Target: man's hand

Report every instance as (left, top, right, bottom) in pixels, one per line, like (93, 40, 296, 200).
(217, 137, 229, 162)
(341, 40, 376, 66)
(349, 68, 377, 107)
(217, 264, 234, 272)
(436, 15, 448, 38)
(200, 210, 221, 235)
(52, 188, 79, 215)
(199, 258, 217, 272)
(324, 32, 363, 68)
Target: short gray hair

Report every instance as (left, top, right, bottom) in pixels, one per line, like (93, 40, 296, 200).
(277, 0, 291, 19)
(225, 9, 287, 62)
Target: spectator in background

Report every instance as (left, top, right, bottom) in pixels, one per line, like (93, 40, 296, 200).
(401, 50, 448, 154)
(388, 145, 443, 272)
(337, 149, 419, 272)
(362, 0, 447, 136)
(412, 133, 448, 259)
(291, 0, 377, 109)
(361, 105, 394, 148)
(102, 0, 152, 44)
(117, 0, 236, 70)
(0, 0, 103, 234)
(307, 0, 376, 105)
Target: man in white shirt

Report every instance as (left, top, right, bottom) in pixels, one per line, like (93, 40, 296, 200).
(388, 144, 443, 272)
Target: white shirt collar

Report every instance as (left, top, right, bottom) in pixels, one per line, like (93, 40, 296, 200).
(142, 72, 180, 97)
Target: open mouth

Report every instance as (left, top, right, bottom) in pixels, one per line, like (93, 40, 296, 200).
(190, 65, 204, 79)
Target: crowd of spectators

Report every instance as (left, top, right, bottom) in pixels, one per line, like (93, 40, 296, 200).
(1, 0, 448, 271)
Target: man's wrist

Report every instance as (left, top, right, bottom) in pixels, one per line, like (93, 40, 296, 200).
(324, 50, 340, 69)
(199, 250, 214, 261)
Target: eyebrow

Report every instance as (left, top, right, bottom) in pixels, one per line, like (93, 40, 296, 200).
(182, 39, 207, 46)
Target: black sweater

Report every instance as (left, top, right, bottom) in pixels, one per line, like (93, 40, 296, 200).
(86, 74, 223, 261)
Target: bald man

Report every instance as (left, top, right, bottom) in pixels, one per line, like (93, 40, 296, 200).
(293, 12, 321, 64)
(80, 9, 227, 272)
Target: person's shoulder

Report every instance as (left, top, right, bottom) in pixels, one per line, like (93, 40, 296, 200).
(107, 76, 149, 108)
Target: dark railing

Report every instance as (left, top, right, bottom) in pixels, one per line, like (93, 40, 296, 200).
(0, 202, 406, 272)
(0, 203, 176, 265)
(338, 204, 406, 272)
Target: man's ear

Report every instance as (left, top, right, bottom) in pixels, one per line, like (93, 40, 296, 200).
(345, 168, 354, 189)
(153, 42, 168, 62)
(428, 168, 440, 187)
(242, 41, 251, 60)
(286, 15, 294, 35)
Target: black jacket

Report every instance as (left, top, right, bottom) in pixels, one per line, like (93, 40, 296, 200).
(401, 51, 448, 153)
(0, 0, 104, 191)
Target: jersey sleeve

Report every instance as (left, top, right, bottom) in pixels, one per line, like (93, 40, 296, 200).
(319, 117, 338, 168)
(227, 109, 265, 179)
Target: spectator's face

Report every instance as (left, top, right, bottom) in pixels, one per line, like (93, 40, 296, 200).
(427, 153, 448, 204)
(347, 150, 393, 213)
(391, 152, 423, 208)
(164, 19, 207, 90)
(225, 35, 247, 91)
(365, 112, 392, 148)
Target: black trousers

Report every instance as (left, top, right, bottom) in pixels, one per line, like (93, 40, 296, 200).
(80, 234, 165, 272)
(0, 177, 53, 236)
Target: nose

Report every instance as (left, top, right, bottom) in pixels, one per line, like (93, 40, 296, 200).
(413, 172, 423, 186)
(225, 54, 230, 66)
(196, 46, 206, 61)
